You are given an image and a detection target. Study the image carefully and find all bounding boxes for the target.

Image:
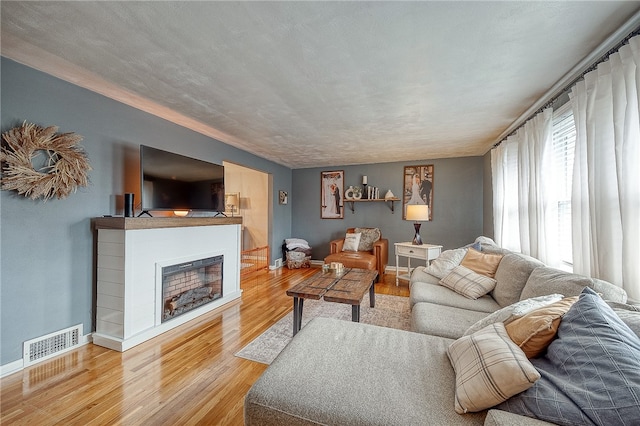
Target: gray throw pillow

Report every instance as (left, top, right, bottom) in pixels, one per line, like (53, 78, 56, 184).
(498, 287, 640, 425)
(354, 227, 381, 251)
(492, 253, 544, 307)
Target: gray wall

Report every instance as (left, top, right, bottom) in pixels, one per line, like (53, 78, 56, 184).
(291, 157, 485, 262)
(0, 58, 292, 365)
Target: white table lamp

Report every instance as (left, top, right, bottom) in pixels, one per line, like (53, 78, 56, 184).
(406, 204, 430, 245)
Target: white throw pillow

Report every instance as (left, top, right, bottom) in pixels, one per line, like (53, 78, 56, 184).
(423, 248, 467, 279)
(342, 233, 361, 252)
(463, 293, 564, 336)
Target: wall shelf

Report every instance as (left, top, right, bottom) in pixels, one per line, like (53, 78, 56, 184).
(343, 198, 400, 214)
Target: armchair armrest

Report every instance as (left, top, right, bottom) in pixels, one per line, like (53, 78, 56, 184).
(372, 238, 389, 276)
(329, 238, 345, 254)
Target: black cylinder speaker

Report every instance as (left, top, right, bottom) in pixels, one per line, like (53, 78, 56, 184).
(124, 193, 134, 217)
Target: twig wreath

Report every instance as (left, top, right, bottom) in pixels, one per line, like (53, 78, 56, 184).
(1, 121, 91, 201)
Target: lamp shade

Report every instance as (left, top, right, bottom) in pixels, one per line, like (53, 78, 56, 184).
(406, 204, 429, 221)
(225, 194, 239, 207)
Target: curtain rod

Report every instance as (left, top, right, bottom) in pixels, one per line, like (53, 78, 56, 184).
(492, 15, 640, 149)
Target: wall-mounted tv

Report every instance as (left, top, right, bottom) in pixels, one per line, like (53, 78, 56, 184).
(140, 145, 225, 213)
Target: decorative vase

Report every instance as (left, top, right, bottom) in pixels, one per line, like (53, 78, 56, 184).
(353, 186, 363, 199)
(344, 185, 355, 200)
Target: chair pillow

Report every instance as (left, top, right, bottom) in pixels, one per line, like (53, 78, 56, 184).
(342, 232, 361, 251)
(505, 296, 578, 358)
(354, 227, 381, 251)
(439, 265, 497, 300)
(464, 293, 564, 336)
(447, 322, 540, 414)
(460, 248, 503, 278)
(498, 287, 640, 425)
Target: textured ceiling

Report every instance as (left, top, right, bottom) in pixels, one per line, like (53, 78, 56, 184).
(2, 2, 640, 168)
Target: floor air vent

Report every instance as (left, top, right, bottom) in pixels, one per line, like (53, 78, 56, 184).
(23, 324, 82, 367)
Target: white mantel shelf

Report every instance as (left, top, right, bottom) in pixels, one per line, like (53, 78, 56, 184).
(92, 217, 243, 352)
(92, 216, 242, 230)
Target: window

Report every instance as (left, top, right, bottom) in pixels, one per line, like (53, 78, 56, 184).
(551, 103, 576, 266)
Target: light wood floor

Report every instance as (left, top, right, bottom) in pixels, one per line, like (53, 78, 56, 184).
(0, 268, 410, 425)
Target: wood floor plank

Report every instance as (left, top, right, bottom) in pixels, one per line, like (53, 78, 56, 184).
(0, 268, 409, 425)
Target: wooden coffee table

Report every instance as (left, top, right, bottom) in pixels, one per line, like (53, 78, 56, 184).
(286, 268, 378, 335)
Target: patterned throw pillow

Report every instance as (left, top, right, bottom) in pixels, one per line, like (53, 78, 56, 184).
(505, 296, 578, 358)
(342, 232, 361, 252)
(499, 287, 640, 425)
(460, 248, 503, 278)
(354, 227, 381, 251)
(464, 293, 564, 336)
(439, 265, 497, 299)
(447, 322, 540, 414)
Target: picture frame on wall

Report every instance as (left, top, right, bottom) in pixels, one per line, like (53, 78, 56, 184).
(402, 164, 434, 220)
(321, 170, 344, 219)
(279, 190, 288, 205)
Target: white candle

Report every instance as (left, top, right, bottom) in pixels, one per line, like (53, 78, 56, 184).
(362, 176, 368, 185)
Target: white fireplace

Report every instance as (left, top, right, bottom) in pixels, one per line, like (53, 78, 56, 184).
(92, 217, 242, 352)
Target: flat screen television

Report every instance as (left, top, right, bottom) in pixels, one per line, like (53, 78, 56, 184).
(140, 145, 225, 213)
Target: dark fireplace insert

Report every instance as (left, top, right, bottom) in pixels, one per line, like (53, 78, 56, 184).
(162, 255, 223, 322)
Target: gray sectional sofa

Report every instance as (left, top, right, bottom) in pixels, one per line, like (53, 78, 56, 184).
(244, 238, 640, 425)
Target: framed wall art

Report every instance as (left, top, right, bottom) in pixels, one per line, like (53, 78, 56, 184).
(320, 170, 344, 219)
(402, 164, 434, 220)
(279, 190, 288, 205)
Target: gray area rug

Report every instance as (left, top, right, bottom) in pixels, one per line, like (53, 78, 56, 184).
(235, 293, 411, 364)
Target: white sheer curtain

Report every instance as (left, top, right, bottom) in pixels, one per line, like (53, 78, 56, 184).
(570, 35, 640, 300)
(492, 108, 558, 265)
(491, 136, 520, 252)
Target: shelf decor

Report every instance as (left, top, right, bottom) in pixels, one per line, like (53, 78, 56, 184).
(1, 121, 91, 201)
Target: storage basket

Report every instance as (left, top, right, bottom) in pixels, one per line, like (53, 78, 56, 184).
(286, 251, 311, 269)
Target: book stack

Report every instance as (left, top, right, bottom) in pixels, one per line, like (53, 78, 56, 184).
(367, 186, 380, 199)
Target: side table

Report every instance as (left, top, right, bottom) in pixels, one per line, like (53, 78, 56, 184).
(394, 242, 442, 286)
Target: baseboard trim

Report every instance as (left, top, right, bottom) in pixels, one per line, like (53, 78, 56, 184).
(1, 333, 92, 378)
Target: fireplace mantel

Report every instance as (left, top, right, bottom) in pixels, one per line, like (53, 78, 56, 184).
(92, 216, 242, 230)
(92, 217, 242, 352)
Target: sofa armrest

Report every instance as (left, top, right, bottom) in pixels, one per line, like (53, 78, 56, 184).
(484, 409, 556, 426)
(329, 239, 344, 254)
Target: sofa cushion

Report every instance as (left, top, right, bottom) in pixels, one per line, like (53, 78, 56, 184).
(412, 302, 488, 339)
(484, 410, 558, 426)
(498, 287, 640, 425)
(410, 281, 501, 313)
(355, 227, 381, 251)
(520, 266, 627, 303)
(464, 293, 564, 336)
(423, 248, 468, 279)
(491, 253, 545, 307)
(504, 296, 578, 358)
(607, 301, 640, 338)
(460, 248, 503, 279)
(447, 322, 540, 414)
(245, 317, 487, 425)
(439, 266, 497, 300)
(342, 232, 361, 251)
